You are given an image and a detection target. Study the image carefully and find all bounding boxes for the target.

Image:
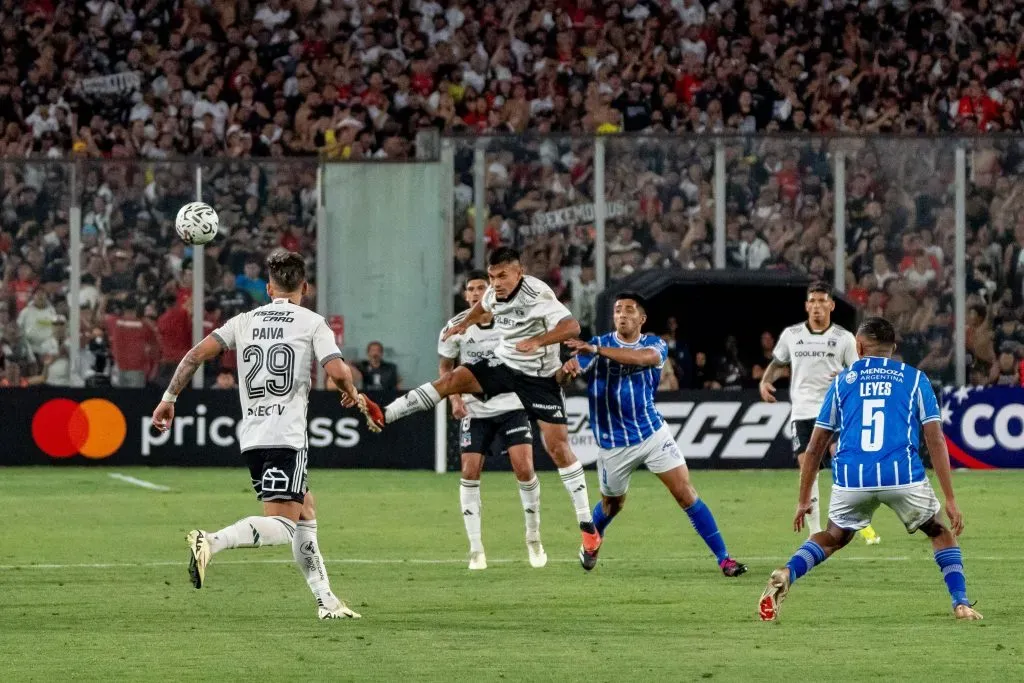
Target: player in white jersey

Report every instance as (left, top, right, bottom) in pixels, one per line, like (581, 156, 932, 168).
(759, 282, 880, 543)
(151, 250, 378, 620)
(438, 271, 546, 570)
(370, 248, 602, 570)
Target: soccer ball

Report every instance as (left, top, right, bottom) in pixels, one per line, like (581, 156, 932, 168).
(175, 202, 219, 245)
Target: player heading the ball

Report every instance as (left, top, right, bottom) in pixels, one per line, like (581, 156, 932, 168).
(368, 247, 603, 570)
(439, 270, 547, 570)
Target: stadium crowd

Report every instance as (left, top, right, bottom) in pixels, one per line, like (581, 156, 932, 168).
(1, 0, 1024, 388)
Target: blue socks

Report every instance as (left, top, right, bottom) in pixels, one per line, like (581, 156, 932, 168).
(785, 540, 827, 583)
(592, 501, 613, 536)
(593, 498, 731, 565)
(934, 547, 970, 607)
(684, 499, 730, 563)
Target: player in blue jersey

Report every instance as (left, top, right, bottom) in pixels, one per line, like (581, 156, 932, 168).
(560, 292, 747, 576)
(758, 317, 982, 621)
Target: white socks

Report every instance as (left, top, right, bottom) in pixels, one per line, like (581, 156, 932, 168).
(460, 479, 483, 553)
(518, 477, 541, 541)
(293, 520, 336, 606)
(385, 383, 441, 423)
(558, 464, 593, 525)
(808, 476, 822, 535)
(207, 516, 296, 554)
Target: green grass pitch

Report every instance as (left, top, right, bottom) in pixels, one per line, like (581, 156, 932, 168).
(1, 468, 1021, 682)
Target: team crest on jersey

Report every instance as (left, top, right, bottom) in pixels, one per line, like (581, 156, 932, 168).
(828, 338, 838, 347)
(845, 370, 858, 384)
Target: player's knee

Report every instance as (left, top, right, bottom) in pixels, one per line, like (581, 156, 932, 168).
(460, 459, 483, 480)
(674, 484, 698, 508)
(603, 496, 625, 516)
(547, 440, 575, 467)
(300, 492, 317, 521)
(822, 523, 854, 549)
(918, 517, 947, 539)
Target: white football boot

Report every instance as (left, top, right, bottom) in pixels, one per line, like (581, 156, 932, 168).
(186, 530, 212, 589)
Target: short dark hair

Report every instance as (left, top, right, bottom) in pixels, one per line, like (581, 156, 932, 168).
(488, 247, 520, 267)
(807, 281, 832, 298)
(615, 291, 647, 313)
(366, 340, 384, 352)
(857, 317, 896, 346)
(465, 269, 488, 284)
(969, 303, 987, 321)
(265, 249, 305, 292)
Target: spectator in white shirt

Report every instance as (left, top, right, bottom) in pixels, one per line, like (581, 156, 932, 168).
(38, 316, 74, 387)
(680, 25, 708, 61)
(567, 264, 600, 340)
(17, 288, 58, 356)
(193, 83, 229, 138)
(674, 0, 707, 25)
(738, 224, 771, 269)
(25, 105, 60, 138)
(254, 0, 292, 30)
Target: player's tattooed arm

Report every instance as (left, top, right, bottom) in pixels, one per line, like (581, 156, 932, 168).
(324, 358, 361, 406)
(165, 335, 225, 397)
(758, 359, 788, 402)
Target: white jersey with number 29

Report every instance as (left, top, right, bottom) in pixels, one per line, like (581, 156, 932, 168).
(212, 298, 343, 452)
(773, 322, 859, 421)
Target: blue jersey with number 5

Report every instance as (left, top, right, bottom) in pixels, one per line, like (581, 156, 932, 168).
(816, 357, 941, 489)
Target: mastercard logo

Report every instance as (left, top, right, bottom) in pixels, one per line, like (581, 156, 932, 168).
(32, 398, 127, 459)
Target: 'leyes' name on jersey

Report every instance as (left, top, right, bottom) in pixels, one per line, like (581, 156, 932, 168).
(855, 365, 906, 398)
(860, 382, 892, 397)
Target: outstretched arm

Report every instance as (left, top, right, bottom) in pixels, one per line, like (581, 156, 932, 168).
(515, 316, 581, 353)
(564, 338, 661, 366)
(441, 303, 487, 341)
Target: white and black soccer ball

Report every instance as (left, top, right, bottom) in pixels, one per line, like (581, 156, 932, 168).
(175, 202, 219, 245)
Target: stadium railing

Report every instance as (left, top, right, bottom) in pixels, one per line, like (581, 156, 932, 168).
(445, 133, 1024, 388)
(9, 135, 1023, 396)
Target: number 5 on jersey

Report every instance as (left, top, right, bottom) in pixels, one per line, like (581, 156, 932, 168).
(861, 399, 885, 452)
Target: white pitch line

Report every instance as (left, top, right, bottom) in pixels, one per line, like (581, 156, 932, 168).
(108, 473, 172, 492)
(0, 556, 1015, 571)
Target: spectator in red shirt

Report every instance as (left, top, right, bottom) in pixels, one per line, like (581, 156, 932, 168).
(957, 79, 1001, 130)
(156, 294, 192, 386)
(110, 298, 158, 388)
(8, 263, 37, 313)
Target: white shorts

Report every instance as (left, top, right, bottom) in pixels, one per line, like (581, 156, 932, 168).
(828, 480, 941, 533)
(597, 425, 686, 497)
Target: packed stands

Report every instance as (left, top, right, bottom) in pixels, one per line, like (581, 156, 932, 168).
(1, 0, 1023, 387)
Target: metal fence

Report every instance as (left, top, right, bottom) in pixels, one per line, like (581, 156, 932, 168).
(4, 135, 1023, 391)
(445, 134, 1024, 387)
